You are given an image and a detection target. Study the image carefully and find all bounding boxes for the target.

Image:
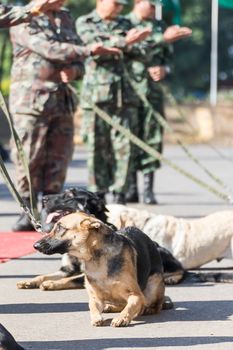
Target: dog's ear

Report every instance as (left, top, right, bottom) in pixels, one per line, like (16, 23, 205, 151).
(80, 219, 101, 230)
(94, 191, 106, 200)
(90, 221, 101, 229)
(65, 188, 77, 198)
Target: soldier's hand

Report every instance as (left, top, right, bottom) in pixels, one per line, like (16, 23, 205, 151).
(90, 43, 122, 56)
(163, 25, 192, 43)
(148, 66, 166, 82)
(125, 28, 152, 46)
(60, 67, 77, 83)
(30, 0, 63, 15)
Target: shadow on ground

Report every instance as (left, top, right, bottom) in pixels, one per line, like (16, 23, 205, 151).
(1, 300, 232, 321)
(21, 336, 233, 350)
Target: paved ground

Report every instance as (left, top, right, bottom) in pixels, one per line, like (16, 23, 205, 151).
(0, 144, 233, 350)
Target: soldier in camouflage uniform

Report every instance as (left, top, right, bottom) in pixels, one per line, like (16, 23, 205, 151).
(0, 0, 57, 162)
(0, 0, 58, 28)
(76, 0, 151, 204)
(126, 0, 192, 204)
(9, 0, 107, 231)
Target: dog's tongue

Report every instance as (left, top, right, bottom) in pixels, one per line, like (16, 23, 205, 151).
(46, 212, 61, 224)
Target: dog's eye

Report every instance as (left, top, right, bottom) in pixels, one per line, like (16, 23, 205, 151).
(55, 223, 67, 237)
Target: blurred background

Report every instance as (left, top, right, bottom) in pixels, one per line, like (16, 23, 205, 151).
(1, 0, 233, 146)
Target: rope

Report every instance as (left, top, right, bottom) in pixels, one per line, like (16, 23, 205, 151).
(93, 104, 231, 203)
(121, 61, 232, 196)
(162, 84, 233, 166)
(0, 91, 41, 230)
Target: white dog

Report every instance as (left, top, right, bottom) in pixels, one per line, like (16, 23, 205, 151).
(106, 204, 233, 270)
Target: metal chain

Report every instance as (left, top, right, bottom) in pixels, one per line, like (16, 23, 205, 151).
(0, 153, 42, 231)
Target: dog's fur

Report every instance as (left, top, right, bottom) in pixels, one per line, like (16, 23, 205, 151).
(33, 212, 168, 327)
(0, 324, 24, 350)
(17, 188, 108, 290)
(17, 188, 184, 291)
(106, 204, 233, 270)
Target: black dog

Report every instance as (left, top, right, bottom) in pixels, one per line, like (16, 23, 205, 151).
(41, 188, 109, 233)
(0, 324, 24, 350)
(17, 187, 184, 290)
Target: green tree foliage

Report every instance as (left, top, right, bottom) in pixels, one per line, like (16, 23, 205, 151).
(172, 1, 233, 99)
(171, 0, 211, 98)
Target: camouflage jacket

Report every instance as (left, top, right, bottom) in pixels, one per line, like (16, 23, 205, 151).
(0, 3, 33, 28)
(127, 12, 173, 98)
(76, 10, 147, 108)
(9, 8, 89, 115)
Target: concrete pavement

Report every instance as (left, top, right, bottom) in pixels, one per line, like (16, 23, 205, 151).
(0, 144, 233, 350)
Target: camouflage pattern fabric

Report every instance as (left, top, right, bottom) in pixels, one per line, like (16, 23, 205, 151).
(76, 10, 141, 194)
(127, 12, 173, 173)
(81, 106, 138, 193)
(11, 111, 74, 197)
(9, 8, 85, 197)
(0, 3, 32, 28)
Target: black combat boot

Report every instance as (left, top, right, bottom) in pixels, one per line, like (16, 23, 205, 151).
(113, 192, 126, 205)
(125, 172, 139, 203)
(12, 198, 36, 232)
(143, 172, 157, 205)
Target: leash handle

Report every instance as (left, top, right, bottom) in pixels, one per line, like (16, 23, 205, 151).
(0, 91, 41, 229)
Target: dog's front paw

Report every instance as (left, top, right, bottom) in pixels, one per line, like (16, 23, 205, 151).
(91, 317, 104, 327)
(17, 280, 40, 289)
(40, 281, 58, 291)
(111, 316, 130, 327)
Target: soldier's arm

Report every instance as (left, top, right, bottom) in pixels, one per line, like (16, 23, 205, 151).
(76, 16, 133, 51)
(0, 4, 33, 28)
(10, 25, 90, 63)
(76, 16, 151, 59)
(60, 63, 84, 83)
(0, 0, 61, 28)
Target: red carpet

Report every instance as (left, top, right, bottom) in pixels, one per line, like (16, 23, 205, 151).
(0, 231, 42, 263)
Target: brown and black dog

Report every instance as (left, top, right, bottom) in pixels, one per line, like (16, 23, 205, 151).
(17, 188, 183, 291)
(33, 212, 170, 327)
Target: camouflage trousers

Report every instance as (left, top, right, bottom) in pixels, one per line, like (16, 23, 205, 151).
(81, 104, 138, 194)
(11, 112, 74, 198)
(137, 97, 165, 174)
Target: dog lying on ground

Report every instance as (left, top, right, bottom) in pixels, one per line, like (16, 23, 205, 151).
(106, 204, 233, 273)
(17, 188, 184, 291)
(17, 188, 109, 290)
(33, 212, 171, 327)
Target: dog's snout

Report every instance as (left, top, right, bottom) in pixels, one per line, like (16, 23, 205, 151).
(33, 236, 71, 255)
(33, 241, 41, 250)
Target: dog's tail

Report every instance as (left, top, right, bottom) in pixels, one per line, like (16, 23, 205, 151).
(0, 324, 25, 350)
(183, 271, 233, 283)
